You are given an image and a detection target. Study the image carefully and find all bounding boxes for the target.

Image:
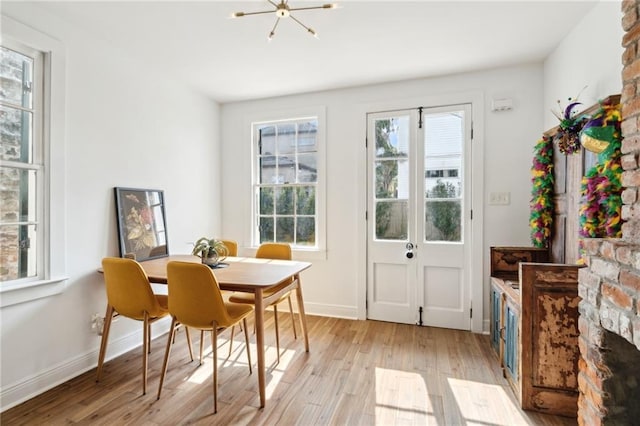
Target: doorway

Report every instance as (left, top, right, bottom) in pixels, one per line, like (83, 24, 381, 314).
(366, 104, 473, 330)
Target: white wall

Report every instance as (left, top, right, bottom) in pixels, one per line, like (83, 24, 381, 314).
(222, 64, 545, 331)
(0, 4, 221, 410)
(544, 1, 623, 129)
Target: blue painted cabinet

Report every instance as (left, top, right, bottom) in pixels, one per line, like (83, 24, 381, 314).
(503, 299, 519, 383)
(490, 283, 502, 354)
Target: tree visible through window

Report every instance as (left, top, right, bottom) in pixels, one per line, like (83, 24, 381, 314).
(254, 118, 318, 247)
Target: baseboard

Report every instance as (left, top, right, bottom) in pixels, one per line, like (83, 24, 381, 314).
(0, 317, 172, 412)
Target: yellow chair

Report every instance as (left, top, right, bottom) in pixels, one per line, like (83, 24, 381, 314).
(220, 239, 238, 256)
(157, 261, 253, 414)
(97, 257, 193, 395)
(229, 242, 297, 363)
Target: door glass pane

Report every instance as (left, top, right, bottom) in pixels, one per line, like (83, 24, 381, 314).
(375, 200, 408, 240)
(424, 111, 463, 242)
(375, 116, 409, 159)
(375, 159, 408, 199)
(0, 105, 33, 163)
(425, 200, 461, 241)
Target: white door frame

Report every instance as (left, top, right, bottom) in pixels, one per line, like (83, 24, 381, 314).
(355, 91, 485, 333)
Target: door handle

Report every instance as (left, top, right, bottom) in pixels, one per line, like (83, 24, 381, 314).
(405, 242, 414, 259)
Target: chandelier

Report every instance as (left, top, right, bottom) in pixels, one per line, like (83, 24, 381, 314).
(232, 0, 338, 41)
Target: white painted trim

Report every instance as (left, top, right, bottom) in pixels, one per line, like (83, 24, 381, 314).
(356, 90, 485, 332)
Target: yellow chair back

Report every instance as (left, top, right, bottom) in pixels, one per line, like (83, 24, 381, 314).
(256, 242, 291, 260)
(167, 261, 238, 329)
(220, 239, 238, 256)
(101, 257, 166, 319)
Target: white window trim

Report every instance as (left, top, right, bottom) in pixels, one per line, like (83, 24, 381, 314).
(0, 16, 67, 307)
(244, 106, 326, 261)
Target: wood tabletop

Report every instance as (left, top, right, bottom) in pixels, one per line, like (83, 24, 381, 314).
(140, 254, 312, 292)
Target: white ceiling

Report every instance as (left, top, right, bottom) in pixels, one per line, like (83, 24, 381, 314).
(31, 1, 599, 103)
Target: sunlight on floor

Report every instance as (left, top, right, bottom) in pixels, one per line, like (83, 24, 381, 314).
(375, 367, 435, 424)
(447, 377, 529, 425)
(183, 335, 295, 400)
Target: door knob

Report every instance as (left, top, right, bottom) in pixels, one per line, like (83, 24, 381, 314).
(405, 242, 414, 259)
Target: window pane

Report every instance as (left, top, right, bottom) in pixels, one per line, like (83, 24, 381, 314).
(297, 153, 317, 183)
(277, 123, 296, 155)
(375, 159, 408, 199)
(0, 105, 33, 163)
(424, 111, 463, 199)
(275, 187, 294, 215)
(276, 155, 295, 183)
(259, 217, 274, 243)
(296, 217, 315, 245)
(259, 187, 274, 214)
(297, 120, 317, 152)
(0, 224, 37, 281)
(0, 46, 33, 108)
(375, 200, 407, 240)
(258, 125, 276, 155)
(276, 217, 294, 242)
(425, 200, 461, 242)
(375, 116, 409, 159)
(296, 186, 315, 215)
(259, 155, 276, 184)
(0, 167, 37, 222)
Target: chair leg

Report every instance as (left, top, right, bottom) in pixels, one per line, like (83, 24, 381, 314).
(287, 295, 297, 339)
(228, 325, 235, 358)
(147, 322, 152, 354)
(184, 326, 194, 362)
(199, 330, 205, 365)
(157, 317, 178, 400)
(212, 326, 218, 414)
(96, 305, 114, 382)
(274, 305, 280, 363)
(242, 318, 252, 375)
(142, 312, 150, 395)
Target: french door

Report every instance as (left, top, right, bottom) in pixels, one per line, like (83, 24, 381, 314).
(366, 104, 472, 330)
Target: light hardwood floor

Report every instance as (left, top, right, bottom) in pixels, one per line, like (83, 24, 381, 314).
(1, 314, 577, 425)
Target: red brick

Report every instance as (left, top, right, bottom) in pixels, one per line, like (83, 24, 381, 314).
(579, 357, 605, 390)
(602, 282, 634, 310)
(582, 239, 602, 256)
(616, 244, 633, 265)
(579, 372, 605, 408)
(623, 7, 638, 32)
(622, 188, 637, 205)
(621, 153, 638, 170)
(601, 241, 616, 261)
(620, 268, 640, 292)
(622, 169, 640, 187)
(621, 134, 640, 154)
(623, 20, 640, 48)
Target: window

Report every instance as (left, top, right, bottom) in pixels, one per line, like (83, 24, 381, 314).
(0, 16, 67, 307)
(0, 43, 43, 283)
(253, 116, 321, 249)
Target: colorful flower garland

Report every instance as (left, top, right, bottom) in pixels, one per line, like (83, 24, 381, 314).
(579, 102, 623, 238)
(530, 135, 555, 248)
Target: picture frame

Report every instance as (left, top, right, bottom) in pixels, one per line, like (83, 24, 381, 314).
(114, 187, 169, 261)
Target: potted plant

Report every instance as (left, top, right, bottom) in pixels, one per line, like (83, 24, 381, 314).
(191, 237, 229, 266)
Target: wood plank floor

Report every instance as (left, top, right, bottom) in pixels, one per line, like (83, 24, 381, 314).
(1, 314, 577, 425)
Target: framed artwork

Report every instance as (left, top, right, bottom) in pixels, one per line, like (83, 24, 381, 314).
(114, 187, 169, 261)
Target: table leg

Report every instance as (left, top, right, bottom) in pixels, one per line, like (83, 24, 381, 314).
(254, 288, 266, 408)
(294, 274, 310, 352)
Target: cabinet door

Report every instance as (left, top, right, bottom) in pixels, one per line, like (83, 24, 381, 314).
(490, 285, 502, 354)
(504, 301, 518, 382)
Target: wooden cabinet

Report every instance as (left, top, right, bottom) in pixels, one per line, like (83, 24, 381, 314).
(490, 247, 582, 417)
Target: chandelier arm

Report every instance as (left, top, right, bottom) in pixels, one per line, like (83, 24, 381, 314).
(267, 0, 280, 8)
(269, 17, 281, 40)
(234, 9, 277, 17)
(290, 15, 317, 37)
(288, 5, 332, 12)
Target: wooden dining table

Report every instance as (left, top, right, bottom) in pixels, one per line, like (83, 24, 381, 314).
(139, 254, 312, 408)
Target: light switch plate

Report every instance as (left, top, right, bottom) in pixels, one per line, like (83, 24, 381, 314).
(489, 191, 510, 205)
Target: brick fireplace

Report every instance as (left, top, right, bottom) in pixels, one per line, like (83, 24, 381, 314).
(576, 1, 640, 424)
